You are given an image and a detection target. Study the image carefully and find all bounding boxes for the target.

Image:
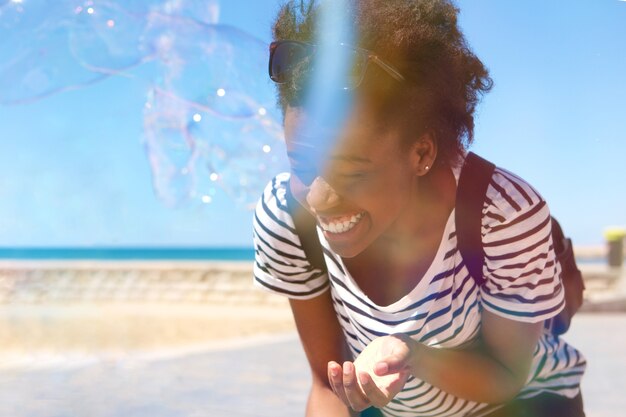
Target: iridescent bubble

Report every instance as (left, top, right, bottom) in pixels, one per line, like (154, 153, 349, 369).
(143, 14, 272, 120)
(143, 87, 201, 206)
(143, 84, 287, 208)
(0, 0, 154, 104)
(0, 0, 102, 104)
(68, 1, 150, 73)
(141, 11, 287, 207)
(157, 0, 220, 25)
(0, 0, 289, 208)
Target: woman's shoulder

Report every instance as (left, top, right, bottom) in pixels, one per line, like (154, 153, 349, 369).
(257, 172, 292, 211)
(482, 165, 549, 230)
(252, 173, 330, 299)
(253, 172, 299, 246)
(478, 165, 563, 323)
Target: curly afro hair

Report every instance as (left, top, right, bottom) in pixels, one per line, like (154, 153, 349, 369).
(271, 0, 493, 166)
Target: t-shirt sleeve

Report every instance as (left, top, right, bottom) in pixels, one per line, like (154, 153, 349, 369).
(480, 168, 565, 323)
(252, 173, 330, 299)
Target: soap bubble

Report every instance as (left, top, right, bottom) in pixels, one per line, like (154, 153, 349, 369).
(143, 14, 273, 120)
(69, 1, 150, 74)
(143, 84, 286, 208)
(141, 11, 287, 207)
(0, 0, 100, 104)
(0, 0, 289, 208)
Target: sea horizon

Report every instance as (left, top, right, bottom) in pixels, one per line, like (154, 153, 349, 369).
(0, 247, 255, 261)
(0, 246, 611, 265)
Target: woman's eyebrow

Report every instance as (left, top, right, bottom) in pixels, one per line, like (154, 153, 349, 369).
(330, 153, 372, 164)
(288, 141, 371, 164)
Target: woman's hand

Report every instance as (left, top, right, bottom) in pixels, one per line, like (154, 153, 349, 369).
(327, 334, 414, 411)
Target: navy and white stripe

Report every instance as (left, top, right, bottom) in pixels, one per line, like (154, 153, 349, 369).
(481, 168, 565, 322)
(252, 167, 585, 417)
(253, 173, 329, 299)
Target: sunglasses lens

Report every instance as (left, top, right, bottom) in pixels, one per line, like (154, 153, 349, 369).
(270, 42, 311, 84)
(346, 47, 367, 90)
(269, 42, 383, 90)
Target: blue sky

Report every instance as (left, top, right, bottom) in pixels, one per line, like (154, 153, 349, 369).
(0, 0, 624, 248)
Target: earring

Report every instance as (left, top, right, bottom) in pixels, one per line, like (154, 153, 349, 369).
(425, 165, 430, 171)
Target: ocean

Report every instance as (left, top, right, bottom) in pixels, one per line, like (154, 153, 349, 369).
(0, 247, 255, 261)
(0, 247, 611, 264)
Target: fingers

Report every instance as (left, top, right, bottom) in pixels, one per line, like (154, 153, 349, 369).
(328, 361, 350, 405)
(374, 361, 389, 376)
(327, 361, 372, 411)
(358, 372, 390, 408)
(375, 354, 407, 376)
(342, 361, 371, 411)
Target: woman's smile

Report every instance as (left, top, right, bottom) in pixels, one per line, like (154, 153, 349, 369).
(318, 211, 365, 234)
(317, 211, 371, 251)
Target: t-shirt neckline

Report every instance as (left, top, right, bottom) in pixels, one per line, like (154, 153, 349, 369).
(331, 208, 457, 312)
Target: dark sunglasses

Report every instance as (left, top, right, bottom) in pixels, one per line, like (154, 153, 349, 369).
(268, 40, 405, 90)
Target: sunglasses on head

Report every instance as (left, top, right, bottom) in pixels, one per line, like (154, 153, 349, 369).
(268, 40, 405, 90)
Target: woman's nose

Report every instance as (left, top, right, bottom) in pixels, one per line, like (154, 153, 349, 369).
(306, 176, 340, 212)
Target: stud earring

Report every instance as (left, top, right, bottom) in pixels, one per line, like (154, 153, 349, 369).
(425, 165, 430, 171)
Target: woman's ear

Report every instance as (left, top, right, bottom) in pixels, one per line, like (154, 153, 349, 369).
(409, 131, 437, 176)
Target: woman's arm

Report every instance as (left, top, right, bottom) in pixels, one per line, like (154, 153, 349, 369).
(330, 309, 543, 410)
(289, 292, 357, 417)
(384, 309, 544, 403)
(339, 178, 559, 408)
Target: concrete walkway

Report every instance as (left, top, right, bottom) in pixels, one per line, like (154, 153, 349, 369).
(580, 265, 626, 312)
(0, 313, 624, 417)
(563, 314, 626, 417)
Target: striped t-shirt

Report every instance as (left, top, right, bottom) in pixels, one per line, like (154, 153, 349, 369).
(252, 165, 586, 417)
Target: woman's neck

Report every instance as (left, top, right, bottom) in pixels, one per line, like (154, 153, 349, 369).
(374, 163, 457, 266)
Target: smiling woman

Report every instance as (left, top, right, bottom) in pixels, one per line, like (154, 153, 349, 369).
(252, 1, 586, 417)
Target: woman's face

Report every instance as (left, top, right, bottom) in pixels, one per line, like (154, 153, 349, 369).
(285, 104, 424, 258)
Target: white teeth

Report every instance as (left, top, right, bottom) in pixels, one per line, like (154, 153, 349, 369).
(320, 212, 364, 234)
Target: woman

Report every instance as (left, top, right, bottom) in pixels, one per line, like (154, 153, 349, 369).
(252, 1, 586, 416)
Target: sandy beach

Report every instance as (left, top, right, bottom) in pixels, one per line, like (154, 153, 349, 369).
(0, 254, 620, 368)
(0, 260, 296, 368)
(1, 258, 626, 417)
(0, 301, 294, 358)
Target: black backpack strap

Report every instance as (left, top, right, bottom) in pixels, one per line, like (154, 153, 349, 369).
(284, 178, 327, 273)
(456, 152, 496, 287)
(549, 217, 585, 335)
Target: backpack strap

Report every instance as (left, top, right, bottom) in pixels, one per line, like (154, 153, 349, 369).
(549, 217, 585, 335)
(284, 177, 327, 273)
(456, 152, 496, 287)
